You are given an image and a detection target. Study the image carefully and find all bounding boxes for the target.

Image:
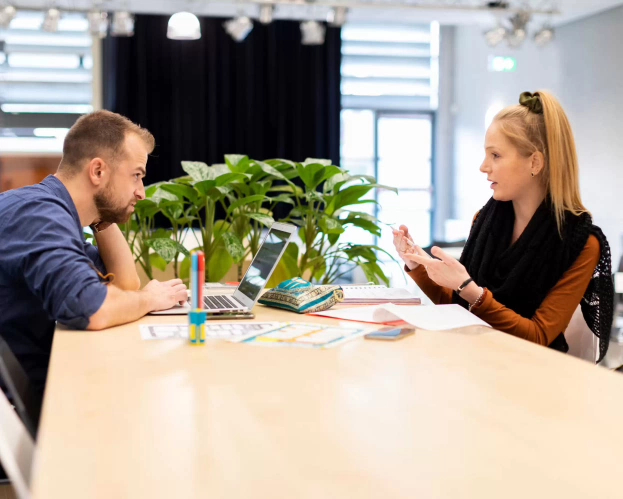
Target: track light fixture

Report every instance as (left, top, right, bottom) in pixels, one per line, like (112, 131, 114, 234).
(259, 4, 273, 25)
(482, 9, 553, 48)
(327, 6, 347, 27)
(534, 24, 554, 47)
(42, 7, 61, 32)
(111, 11, 134, 37)
(167, 11, 201, 40)
(87, 10, 108, 38)
(0, 4, 16, 29)
(224, 16, 253, 42)
(300, 20, 325, 45)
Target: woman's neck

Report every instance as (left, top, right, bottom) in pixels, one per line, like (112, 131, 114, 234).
(511, 186, 547, 243)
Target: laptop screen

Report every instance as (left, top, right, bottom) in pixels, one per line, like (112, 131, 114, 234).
(236, 228, 291, 301)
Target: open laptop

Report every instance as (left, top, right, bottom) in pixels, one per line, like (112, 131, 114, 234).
(151, 222, 296, 315)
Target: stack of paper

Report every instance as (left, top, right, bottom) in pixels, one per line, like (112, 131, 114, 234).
(341, 285, 421, 305)
(311, 303, 490, 331)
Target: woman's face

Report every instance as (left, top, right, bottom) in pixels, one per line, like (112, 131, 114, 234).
(479, 121, 537, 202)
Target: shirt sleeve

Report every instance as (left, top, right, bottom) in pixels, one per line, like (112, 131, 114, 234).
(2, 200, 108, 330)
(469, 235, 601, 346)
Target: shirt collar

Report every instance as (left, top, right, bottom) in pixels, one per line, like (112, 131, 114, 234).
(40, 175, 83, 230)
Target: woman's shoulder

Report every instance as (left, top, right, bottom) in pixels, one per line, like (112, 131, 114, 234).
(577, 234, 601, 268)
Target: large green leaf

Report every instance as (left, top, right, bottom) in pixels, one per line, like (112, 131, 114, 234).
(225, 155, 249, 173)
(221, 232, 245, 263)
(215, 172, 250, 187)
(150, 253, 168, 272)
(302, 158, 332, 167)
(151, 188, 179, 204)
(324, 172, 352, 193)
(145, 182, 165, 198)
(226, 194, 267, 215)
(193, 180, 217, 196)
(147, 238, 190, 263)
(159, 183, 199, 204)
(319, 216, 344, 235)
(256, 161, 287, 180)
(269, 194, 295, 205)
(327, 185, 376, 214)
(208, 246, 234, 282)
(341, 216, 382, 237)
(135, 199, 160, 219)
(181, 161, 210, 181)
(296, 162, 325, 190)
(160, 201, 184, 221)
(247, 213, 274, 227)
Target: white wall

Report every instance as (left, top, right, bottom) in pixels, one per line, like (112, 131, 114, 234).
(450, 5, 623, 261)
(556, 5, 623, 264)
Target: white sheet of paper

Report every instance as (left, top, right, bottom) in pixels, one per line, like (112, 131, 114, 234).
(312, 303, 490, 331)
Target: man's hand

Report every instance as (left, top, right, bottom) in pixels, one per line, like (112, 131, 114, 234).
(142, 279, 189, 312)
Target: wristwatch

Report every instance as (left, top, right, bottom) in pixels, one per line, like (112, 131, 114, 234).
(90, 221, 105, 233)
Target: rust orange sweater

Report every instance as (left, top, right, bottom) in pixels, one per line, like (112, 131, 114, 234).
(406, 235, 600, 346)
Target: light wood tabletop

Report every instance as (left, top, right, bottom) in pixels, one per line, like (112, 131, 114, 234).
(32, 305, 623, 499)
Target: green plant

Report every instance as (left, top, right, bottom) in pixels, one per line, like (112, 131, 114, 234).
(121, 156, 398, 287)
(267, 159, 397, 286)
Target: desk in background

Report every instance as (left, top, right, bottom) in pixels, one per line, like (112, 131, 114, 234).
(32, 306, 623, 498)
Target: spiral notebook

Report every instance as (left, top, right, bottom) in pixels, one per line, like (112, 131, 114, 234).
(341, 285, 421, 305)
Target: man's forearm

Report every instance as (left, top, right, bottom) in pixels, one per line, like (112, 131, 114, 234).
(87, 285, 151, 330)
(94, 224, 140, 290)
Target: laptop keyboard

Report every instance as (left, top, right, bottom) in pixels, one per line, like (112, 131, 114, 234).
(203, 294, 242, 310)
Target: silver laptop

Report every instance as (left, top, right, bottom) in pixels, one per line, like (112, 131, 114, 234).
(151, 222, 296, 315)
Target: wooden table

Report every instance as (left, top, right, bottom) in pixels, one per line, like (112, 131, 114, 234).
(32, 306, 623, 498)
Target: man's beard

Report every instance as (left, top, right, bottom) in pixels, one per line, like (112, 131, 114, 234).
(94, 184, 132, 224)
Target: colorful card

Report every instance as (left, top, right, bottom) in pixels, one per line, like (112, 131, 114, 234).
(239, 323, 367, 349)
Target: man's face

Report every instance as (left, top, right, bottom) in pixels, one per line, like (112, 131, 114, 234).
(94, 133, 148, 224)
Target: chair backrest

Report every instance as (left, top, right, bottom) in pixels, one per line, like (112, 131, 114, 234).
(0, 338, 41, 440)
(0, 386, 35, 499)
(565, 305, 598, 363)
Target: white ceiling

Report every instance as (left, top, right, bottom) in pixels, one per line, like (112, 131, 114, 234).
(9, 0, 623, 26)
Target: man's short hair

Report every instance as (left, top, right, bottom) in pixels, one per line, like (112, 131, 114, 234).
(58, 110, 155, 176)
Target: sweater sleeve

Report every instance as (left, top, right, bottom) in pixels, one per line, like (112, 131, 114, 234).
(468, 234, 601, 346)
(406, 264, 454, 305)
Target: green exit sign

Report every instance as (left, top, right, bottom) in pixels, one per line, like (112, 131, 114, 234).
(488, 56, 517, 72)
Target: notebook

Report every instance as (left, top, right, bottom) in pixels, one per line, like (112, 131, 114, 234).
(340, 285, 421, 305)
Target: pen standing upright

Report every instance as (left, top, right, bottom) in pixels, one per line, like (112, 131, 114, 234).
(189, 251, 207, 345)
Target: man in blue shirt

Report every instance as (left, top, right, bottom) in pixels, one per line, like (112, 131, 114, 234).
(0, 110, 188, 395)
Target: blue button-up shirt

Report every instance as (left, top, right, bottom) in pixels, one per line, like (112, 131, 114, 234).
(0, 176, 108, 394)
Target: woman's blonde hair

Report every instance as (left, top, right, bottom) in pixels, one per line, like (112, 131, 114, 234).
(493, 90, 588, 233)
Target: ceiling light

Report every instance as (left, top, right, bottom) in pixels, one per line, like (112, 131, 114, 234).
(534, 25, 554, 47)
(506, 10, 531, 47)
(42, 7, 61, 33)
(483, 25, 506, 47)
(87, 10, 108, 39)
(223, 16, 253, 42)
(111, 11, 134, 37)
(259, 4, 273, 25)
(300, 20, 325, 45)
(0, 5, 16, 29)
(167, 11, 201, 40)
(327, 6, 347, 27)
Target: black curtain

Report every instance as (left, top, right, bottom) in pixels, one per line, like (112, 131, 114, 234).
(103, 15, 341, 185)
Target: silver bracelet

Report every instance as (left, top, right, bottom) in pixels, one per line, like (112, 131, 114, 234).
(468, 287, 486, 312)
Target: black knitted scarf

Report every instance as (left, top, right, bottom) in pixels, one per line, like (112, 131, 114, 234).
(454, 197, 613, 362)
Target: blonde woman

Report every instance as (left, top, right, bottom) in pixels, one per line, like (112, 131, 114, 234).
(393, 91, 614, 360)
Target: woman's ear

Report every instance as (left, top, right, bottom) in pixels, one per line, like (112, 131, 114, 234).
(531, 151, 545, 176)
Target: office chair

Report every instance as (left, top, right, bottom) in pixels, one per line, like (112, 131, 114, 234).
(0, 382, 35, 499)
(0, 337, 42, 440)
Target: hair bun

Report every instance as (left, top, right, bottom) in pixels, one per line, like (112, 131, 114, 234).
(519, 92, 543, 114)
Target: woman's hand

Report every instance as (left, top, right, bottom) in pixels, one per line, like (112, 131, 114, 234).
(392, 225, 427, 270)
(406, 245, 471, 291)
